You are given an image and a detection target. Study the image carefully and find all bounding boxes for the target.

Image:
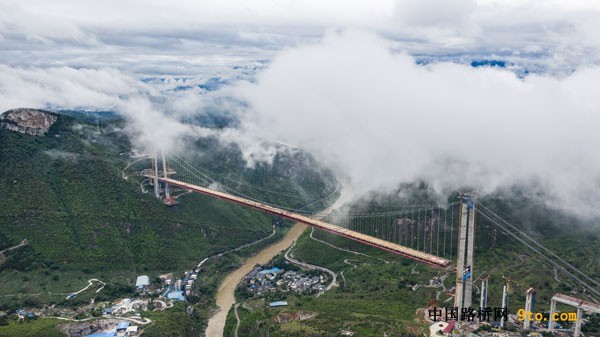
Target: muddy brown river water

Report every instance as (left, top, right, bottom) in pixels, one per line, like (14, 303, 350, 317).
(204, 182, 352, 337)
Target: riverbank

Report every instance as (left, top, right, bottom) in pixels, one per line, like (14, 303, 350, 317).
(204, 222, 308, 337)
(204, 180, 352, 337)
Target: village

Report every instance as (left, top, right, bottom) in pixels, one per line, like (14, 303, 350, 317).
(2, 262, 205, 337)
(239, 264, 328, 298)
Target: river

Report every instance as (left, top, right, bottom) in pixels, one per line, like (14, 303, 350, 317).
(204, 181, 352, 337)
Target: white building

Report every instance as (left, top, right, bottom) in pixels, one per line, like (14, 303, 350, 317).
(135, 275, 150, 289)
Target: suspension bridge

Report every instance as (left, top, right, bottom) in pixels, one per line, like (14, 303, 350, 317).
(135, 150, 600, 316)
(144, 151, 453, 268)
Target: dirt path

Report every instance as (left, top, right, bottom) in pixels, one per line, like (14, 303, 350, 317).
(67, 279, 105, 298)
(234, 303, 240, 337)
(343, 259, 358, 268)
(284, 240, 337, 293)
(0, 239, 28, 254)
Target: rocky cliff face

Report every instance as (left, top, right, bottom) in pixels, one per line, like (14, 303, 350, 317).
(0, 108, 57, 136)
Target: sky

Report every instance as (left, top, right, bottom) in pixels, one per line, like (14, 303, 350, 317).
(1, 0, 600, 216)
(2, 0, 600, 73)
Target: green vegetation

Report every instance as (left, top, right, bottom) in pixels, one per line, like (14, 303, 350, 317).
(0, 110, 338, 335)
(228, 229, 435, 337)
(143, 302, 205, 337)
(583, 313, 600, 335)
(0, 318, 64, 337)
(2, 110, 598, 336)
(229, 182, 600, 336)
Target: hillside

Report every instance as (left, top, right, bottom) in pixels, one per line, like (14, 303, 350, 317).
(0, 109, 338, 314)
(2, 109, 598, 336)
(227, 182, 600, 337)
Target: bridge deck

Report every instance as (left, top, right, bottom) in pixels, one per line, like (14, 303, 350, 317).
(159, 177, 451, 269)
(552, 293, 600, 313)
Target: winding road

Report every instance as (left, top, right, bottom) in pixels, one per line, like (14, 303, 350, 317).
(65, 279, 106, 304)
(284, 240, 337, 293)
(507, 254, 528, 269)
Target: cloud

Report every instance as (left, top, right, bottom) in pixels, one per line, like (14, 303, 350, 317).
(1, 0, 600, 217)
(0, 65, 202, 153)
(117, 95, 197, 153)
(0, 65, 145, 112)
(0, 64, 258, 159)
(235, 30, 600, 217)
(1, 0, 599, 75)
(394, 0, 476, 29)
(0, 2, 92, 43)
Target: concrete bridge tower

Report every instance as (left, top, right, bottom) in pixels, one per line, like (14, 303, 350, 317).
(455, 193, 476, 324)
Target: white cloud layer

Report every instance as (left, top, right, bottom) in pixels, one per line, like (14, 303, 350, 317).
(0, 65, 201, 153)
(236, 31, 600, 217)
(1, 0, 600, 74)
(2, 1, 600, 218)
(0, 65, 142, 112)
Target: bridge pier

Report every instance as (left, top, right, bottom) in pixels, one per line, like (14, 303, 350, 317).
(524, 288, 536, 330)
(548, 293, 600, 337)
(574, 306, 582, 337)
(549, 299, 556, 332)
(501, 284, 509, 328)
(480, 275, 489, 310)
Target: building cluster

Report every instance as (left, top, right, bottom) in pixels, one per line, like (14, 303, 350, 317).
(156, 266, 200, 301)
(100, 270, 200, 318)
(86, 321, 139, 337)
(60, 319, 139, 337)
(241, 265, 326, 296)
(130, 268, 200, 304)
(9, 306, 88, 323)
(102, 298, 149, 316)
(2, 268, 205, 335)
(15, 309, 36, 320)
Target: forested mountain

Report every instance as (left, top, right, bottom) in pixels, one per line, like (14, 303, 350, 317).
(0, 109, 338, 313)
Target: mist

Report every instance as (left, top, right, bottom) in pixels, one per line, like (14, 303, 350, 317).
(0, 65, 201, 154)
(235, 30, 600, 217)
(3, 28, 600, 218)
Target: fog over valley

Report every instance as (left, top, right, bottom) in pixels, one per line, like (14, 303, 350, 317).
(2, 2, 600, 337)
(2, 0, 600, 217)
